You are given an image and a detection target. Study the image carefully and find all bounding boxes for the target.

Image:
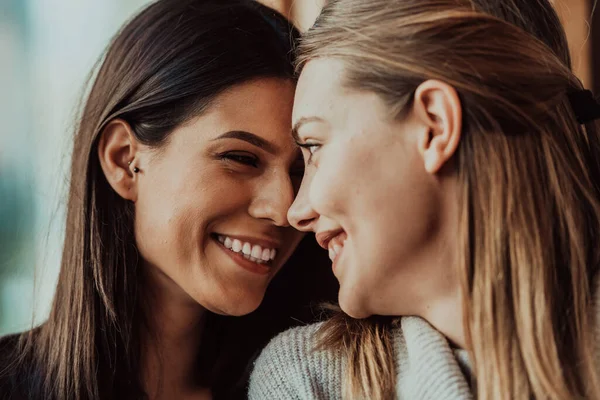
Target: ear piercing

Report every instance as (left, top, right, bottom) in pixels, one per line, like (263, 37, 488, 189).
(128, 161, 140, 173)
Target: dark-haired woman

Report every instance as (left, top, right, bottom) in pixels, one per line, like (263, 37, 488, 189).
(0, 1, 336, 399)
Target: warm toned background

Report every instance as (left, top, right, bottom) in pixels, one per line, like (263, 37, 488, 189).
(261, 0, 597, 90)
(552, 0, 595, 90)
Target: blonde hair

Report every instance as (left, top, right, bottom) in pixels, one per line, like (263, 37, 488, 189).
(299, 0, 600, 399)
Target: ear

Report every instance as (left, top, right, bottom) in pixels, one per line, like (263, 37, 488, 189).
(97, 119, 139, 202)
(413, 80, 462, 174)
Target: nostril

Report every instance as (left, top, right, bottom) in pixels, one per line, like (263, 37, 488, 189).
(295, 218, 313, 228)
(289, 215, 315, 232)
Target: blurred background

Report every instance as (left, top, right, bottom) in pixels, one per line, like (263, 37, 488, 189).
(0, 0, 597, 335)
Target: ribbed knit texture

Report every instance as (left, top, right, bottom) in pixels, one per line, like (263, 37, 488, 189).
(248, 318, 472, 400)
(250, 276, 600, 399)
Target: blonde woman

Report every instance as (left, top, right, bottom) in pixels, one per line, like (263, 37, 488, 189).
(0, 1, 340, 399)
(249, 0, 600, 399)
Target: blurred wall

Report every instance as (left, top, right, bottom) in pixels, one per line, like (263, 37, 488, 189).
(260, 0, 324, 31)
(0, 0, 153, 335)
(552, 0, 594, 89)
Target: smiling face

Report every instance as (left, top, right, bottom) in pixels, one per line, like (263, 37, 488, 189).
(289, 59, 460, 319)
(134, 78, 304, 316)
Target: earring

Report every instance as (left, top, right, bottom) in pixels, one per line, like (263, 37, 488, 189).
(128, 161, 140, 173)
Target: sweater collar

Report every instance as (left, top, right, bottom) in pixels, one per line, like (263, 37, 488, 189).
(394, 317, 473, 399)
(394, 273, 600, 399)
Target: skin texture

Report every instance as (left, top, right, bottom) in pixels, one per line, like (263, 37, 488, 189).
(98, 78, 305, 398)
(288, 59, 466, 347)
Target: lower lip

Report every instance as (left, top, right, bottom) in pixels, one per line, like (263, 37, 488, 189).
(214, 237, 272, 275)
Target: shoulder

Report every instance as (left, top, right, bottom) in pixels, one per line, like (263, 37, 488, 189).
(0, 333, 20, 356)
(0, 334, 25, 399)
(0, 332, 38, 400)
(248, 322, 344, 400)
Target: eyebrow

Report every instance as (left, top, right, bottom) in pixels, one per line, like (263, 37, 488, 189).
(291, 116, 325, 143)
(212, 130, 276, 154)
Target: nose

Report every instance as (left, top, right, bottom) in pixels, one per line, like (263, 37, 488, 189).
(287, 174, 319, 232)
(248, 171, 295, 227)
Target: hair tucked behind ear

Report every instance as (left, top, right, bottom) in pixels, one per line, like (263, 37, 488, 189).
(300, 0, 600, 399)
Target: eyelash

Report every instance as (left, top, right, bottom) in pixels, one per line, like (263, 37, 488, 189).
(220, 152, 259, 168)
(296, 142, 321, 164)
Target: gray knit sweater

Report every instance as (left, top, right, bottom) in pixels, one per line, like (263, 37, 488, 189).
(249, 277, 600, 399)
(248, 317, 473, 399)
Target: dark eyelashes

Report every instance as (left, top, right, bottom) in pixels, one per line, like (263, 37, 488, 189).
(295, 142, 313, 150)
(295, 142, 320, 164)
(219, 152, 259, 168)
(219, 152, 306, 177)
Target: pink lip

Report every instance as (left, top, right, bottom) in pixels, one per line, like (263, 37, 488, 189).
(315, 229, 345, 250)
(213, 237, 272, 275)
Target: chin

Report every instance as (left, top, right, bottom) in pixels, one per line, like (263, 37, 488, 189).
(203, 290, 264, 317)
(338, 292, 371, 319)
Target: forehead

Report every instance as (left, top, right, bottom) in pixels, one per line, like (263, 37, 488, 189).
(211, 78, 295, 131)
(172, 77, 296, 148)
(293, 59, 393, 133)
(293, 59, 348, 124)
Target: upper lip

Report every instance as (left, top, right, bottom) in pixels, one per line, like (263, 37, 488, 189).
(315, 229, 345, 250)
(213, 233, 281, 249)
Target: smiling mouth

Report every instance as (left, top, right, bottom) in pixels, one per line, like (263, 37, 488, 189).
(210, 233, 279, 276)
(327, 232, 347, 264)
(214, 234, 277, 263)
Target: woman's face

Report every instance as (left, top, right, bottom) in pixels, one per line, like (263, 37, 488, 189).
(289, 59, 458, 319)
(134, 78, 304, 316)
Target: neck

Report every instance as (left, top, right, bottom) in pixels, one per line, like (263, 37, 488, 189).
(141, 265, 207, 399)
(421, 286, 465, 348)
(418, 177, 466, 349)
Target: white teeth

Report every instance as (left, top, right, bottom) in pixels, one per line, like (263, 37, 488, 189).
(261, 248, 271, 261)
(251, 245, 262, 259)
(329, 242, 343, 262)
(216, 235, 278, 262)
(242, 242, 252, 256)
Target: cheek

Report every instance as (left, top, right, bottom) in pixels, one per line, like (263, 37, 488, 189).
(309, 146, 358, 215)
(338, 149, 441, 311)
(134, 178, 199, 269)
(134, 165, 242, 269)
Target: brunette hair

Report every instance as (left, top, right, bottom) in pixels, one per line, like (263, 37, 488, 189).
(298, 0, 600, 399)
(0, 1, 340, 399)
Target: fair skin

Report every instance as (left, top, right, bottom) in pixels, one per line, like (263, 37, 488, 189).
(288, 59, 466, 348)
(98, 78, 304, 399)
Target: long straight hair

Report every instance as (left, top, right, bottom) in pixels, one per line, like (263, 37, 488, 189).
(0, 1, 316, 399)
(297, 0, 600, 399)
